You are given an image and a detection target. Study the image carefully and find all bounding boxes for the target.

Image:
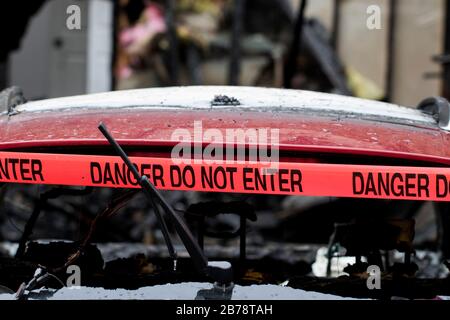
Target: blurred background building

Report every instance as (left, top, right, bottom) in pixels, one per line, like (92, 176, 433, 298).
(1, 1, 449, 289)
(1, 0, 449, 107)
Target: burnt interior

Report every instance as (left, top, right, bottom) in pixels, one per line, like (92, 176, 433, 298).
(0, 147, 450, 299)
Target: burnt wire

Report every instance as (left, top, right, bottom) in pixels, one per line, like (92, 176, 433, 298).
(15, 187, 94, 258)
(52, 189, 139, 273)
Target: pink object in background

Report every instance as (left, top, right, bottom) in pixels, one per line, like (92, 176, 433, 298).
(119, 4, 167, 49)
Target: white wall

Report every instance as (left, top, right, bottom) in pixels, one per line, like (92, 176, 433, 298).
(9, 0, 113, 99)
(9, 1, 52, 100)
(87, 0, 113, 94)
(291, 0, 445, 107)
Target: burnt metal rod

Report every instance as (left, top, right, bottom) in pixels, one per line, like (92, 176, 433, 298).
(444, 0, 450, 99)
(229, 0, 245, 85)
(385, 0, 397, 102)
(331, 0, 341, 49)
(98, 123, 208, 272)
(166, 0, 179, 85)
(284, 0, 308, 88)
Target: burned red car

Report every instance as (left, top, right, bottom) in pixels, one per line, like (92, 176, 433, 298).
(0, 86, 449, 300)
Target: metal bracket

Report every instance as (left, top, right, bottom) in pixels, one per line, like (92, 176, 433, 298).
(417, 96, 450, 131)
(0, 86, 26, 115)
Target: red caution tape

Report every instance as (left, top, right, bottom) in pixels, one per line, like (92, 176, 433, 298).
(1, 151, 450, 201)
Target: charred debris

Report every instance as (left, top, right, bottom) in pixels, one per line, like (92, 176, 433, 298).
(1, 138, 450, 299)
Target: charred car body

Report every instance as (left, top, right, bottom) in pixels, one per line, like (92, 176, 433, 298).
(0, 86, 450, 299)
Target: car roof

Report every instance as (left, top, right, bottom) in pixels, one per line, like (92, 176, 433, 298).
(1, 86, 448, 165)
(13, 86, 435, 127)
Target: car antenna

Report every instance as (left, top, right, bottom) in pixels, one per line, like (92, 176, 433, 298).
(98, 122, 233, 288)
